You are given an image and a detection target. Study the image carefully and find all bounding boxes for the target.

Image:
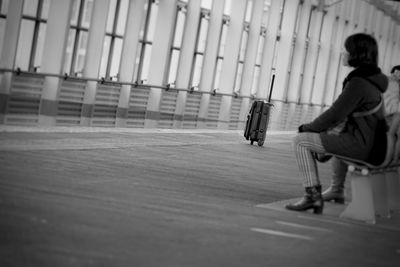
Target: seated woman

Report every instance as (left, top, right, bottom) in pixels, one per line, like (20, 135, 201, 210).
(285, 33, 388, 214)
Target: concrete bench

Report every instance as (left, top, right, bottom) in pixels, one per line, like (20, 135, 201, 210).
(327, 113, 400, 224)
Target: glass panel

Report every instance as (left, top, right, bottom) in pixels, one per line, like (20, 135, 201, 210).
(63, 29, 77, 74)
(191, 54, 203, 88)
(218, 24, 228, 57)
(255, 34, 265, 65)
(223, 0, 232, 15)
(23, 0, 38, 16)
(15, 20, 35, 70)
(33, 23, 47, 72)
(146, 2, 159, 42)
(74, 31, 88, 75)
(70, 0, 81, 26)
(234, 63, 244, 92)
(201, 0, 212, 10)
(106, 0, 117, 33)
(82, 0, 93, 28)
(1, 0, 10, 15)
(197, 16, 209, 53)
(41, 0, 50, 19)
(99, 36, 111, 78)
(251, 66, 260, 95)
(140, 44, 152, 83)
(116, 0, 129, 35)
(110, 38, 123, 79)
(167, 49, 180, 85)
(0, 20, 6, 56)
(133, 44, 143, 82)
(239, 31, 248, 61)
(213, 58, 223, 90)
(245, 0, 253, 23)
(173, 9, 186, 48)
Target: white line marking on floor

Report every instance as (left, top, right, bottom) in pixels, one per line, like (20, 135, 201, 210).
(296, 215, 352, 226)
(275, 221, 332, 232)
(250, 227, 314, 241)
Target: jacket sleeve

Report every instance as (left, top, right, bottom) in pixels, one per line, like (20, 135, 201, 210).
(302, 78, 365, 133)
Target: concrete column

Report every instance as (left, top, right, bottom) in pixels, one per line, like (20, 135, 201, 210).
(391, 25, 400, 69)
(144, 0, 178, 128)
(301, 9, 324, 104)
(286, 0, 311, 103)
(217, 0, 247, 129)
(81, 0, 110, 126)
(238, 0, 264, 129)
(0, 0, 23, 123)
(323, 3, 345, 105)
(257, 0, 283, 99)
(356, 0, 369, 33)
(314, 7, 335, 106)
(173, 0, 201, 128)
(382, 20, 395, 74)
(38, 0, 73, 126)
(273, 0, 300, 101)
(116, 0, 146, 127)
(332, 1, 352, 102)
(197, 0, 225, 128)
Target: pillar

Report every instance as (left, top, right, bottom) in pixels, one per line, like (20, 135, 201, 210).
(286, 0, 311, 103)
(314, 7, 335, 106)
(257, 0, 283, 99)
(144, 0, 178, 128)
(81, 0, 110, 126)
(38, 0, 73, 126)
(0, 0, 23, 123)
(116, 0, 146, 127)
(173, 0, 201, 128)
(302, 8, 324, 104)
(197, 0, 225, 128)
(238, 0, 264, 130)
(217, 0, 247, 129)
(269, 0, 300, 101)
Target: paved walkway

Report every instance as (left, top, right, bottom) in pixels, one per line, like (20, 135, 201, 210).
(0, 126, 399, 267)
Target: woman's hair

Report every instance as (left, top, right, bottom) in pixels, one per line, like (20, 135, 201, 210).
(391, 65, 400, 74)
(344, 33, 378, 67)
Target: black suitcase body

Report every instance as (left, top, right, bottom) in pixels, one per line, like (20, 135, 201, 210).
(244, 74, 275, 146)
(244, 101, 272, 146)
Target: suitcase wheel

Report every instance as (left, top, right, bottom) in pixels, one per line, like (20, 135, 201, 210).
(257, 140, 264, 146)
(250, 140, 254, 145)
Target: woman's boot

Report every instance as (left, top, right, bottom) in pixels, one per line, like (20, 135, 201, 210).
(322, 158, 346, 204)
(285, 185, 324, 214)
(322, 186, 345, 204)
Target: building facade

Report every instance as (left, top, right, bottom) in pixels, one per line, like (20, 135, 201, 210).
(0, 0, 399, 130)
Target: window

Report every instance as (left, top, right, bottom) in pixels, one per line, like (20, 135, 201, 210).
(63, 0, 93, 76)
(213, 17, 229, 91)
(14, 0, 50, 72)
(99, 0, 129, 80)
(190, 9, 209, 89)
(134, 0, 159, 84)
(233, 24, 249, 93)
(0, 0, 9, 57)
(166, 2, 187, 86)
(251, 27, 266, 95)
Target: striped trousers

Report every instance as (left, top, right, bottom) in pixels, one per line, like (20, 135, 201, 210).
(293, 132, 347, 187)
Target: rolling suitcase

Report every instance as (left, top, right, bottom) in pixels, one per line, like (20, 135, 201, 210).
(244, 75, 275, 146)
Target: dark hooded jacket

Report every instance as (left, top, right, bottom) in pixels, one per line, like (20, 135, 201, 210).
(301, 64, 389, 165)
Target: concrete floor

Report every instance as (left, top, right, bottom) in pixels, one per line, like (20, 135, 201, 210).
(0, 126, 399, 267)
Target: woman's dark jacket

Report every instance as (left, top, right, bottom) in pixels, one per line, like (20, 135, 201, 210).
(301, 64, 389, 165)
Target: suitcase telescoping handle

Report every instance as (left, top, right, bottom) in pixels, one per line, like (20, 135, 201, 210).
(268, 74, 275, 103)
